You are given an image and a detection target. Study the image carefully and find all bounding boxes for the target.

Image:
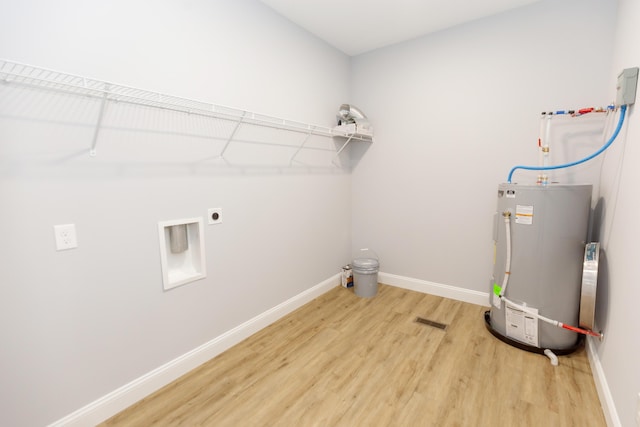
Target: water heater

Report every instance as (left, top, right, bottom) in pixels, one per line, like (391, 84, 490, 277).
(487, 183, 592, 352)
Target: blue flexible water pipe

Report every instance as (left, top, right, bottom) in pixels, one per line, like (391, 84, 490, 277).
(507, 104, 627, 183)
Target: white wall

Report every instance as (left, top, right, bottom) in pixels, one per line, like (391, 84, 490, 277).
(351, 0, 640, 424)
(350, 0, 617, 293)
(0, 1, 350, 425)
(2, 0, 636, 425)
(593, 1, 640, 425)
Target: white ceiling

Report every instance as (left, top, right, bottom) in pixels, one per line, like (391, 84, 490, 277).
(259, 0, 542, 56)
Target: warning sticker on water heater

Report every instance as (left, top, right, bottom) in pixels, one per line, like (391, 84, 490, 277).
(515, 205, 534, 225)
(505, 304, 539, 347)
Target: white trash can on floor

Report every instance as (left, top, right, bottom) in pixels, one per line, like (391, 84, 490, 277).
(352, 253, 379, 298)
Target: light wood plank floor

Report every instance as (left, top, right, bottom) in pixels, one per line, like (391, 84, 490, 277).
(102, 284, 606, 426)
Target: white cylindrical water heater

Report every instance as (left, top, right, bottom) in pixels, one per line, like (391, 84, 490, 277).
(487, 183, 592, 352)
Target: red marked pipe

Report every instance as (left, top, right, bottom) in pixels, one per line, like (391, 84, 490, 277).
(560, 323, 602, 338)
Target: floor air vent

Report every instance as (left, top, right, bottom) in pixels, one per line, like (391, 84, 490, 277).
(415, 317, 448, 331)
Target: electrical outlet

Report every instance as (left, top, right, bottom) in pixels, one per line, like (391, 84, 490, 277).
(54, 224, 78, 250)
(208, 208, 223, 225)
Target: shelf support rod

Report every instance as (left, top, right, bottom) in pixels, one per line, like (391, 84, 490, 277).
(89, 84, 110, 157)
(332, 134, 355, 166)
(219, 112, 246, 159)
(289, 127, 314, 166)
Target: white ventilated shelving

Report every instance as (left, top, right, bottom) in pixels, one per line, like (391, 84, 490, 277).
(0, 59, 372, 164)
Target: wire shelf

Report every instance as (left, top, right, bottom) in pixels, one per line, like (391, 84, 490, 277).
(0, 59, 372, 161)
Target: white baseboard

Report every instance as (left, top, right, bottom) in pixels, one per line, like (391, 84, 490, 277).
(586, 337, 621, 427)
(379, 272, 489, 307)
(48, 274, 341, 427)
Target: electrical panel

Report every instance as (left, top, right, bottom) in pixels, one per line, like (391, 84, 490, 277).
(616, 67, 638, 106)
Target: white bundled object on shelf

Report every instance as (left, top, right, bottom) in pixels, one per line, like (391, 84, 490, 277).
(335, 104, 373, 138)
(333, 121, 373, 138)
(330, 104, 374, 163)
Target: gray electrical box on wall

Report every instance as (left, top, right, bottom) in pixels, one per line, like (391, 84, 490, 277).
(616, 67, 638, 106)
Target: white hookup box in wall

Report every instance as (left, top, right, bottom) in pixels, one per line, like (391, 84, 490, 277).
(158, 217, 206, 290)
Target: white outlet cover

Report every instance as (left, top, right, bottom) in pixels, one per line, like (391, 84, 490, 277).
(54, 224, 78, 250)
(208, 208, 223, 225)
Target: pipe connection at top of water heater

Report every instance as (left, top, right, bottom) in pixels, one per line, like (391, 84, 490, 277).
(507, 104, 627, 183)
(507, 66, 638, 183)
(537, 113, 552, 185)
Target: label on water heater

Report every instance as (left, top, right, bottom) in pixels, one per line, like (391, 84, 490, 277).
(515, 205, 534, 225)
(505, 304, 539, 347)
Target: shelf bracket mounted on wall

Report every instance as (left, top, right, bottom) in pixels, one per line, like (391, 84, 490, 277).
(289, 127, 314, 166)
(218, 111, 246, 161)
(332, 134, 355, 166)
(89, 84, 109, 157)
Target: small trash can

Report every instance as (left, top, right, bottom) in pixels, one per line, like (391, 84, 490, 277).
(352, 254, 380, 298)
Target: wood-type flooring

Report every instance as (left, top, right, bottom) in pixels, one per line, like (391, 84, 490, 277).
(102, 284, 605, 426)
